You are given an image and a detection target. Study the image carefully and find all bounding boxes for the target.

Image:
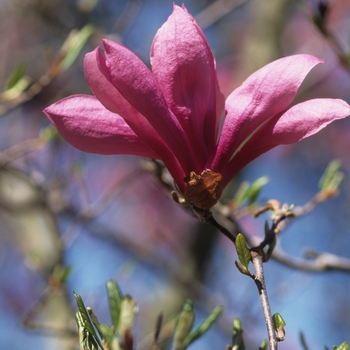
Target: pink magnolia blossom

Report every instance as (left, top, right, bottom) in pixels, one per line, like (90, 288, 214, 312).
(44, 4, 350, 210)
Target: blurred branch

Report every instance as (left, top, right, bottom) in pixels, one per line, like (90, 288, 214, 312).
(195, 0, 248, 29)
(113, 0, 142, 35)
(303, 1, 350, 72)
(0, 24, 94, 117)
(271, 246, 350, 272)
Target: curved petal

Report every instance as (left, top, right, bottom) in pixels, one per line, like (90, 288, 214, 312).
(84, 48, 191, 189)
(84, 48, 170, 157)
(212, 54, 324, 171)
(44, 95, 158, 158)
(220, 98, 350, 186)
(151, 4, 224, 160)
(97, 39, 200, 175)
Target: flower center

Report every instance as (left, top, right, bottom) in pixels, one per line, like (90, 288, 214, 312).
(183, 169, 223, 210)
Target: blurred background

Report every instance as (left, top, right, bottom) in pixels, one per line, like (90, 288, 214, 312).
(1, 0, 350, 349)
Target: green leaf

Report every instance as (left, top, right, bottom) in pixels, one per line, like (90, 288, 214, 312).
(98, 324, 121, 350)
(232, 318, 245, 350)
(74, 292, 103, 349)
(52, 265, 72, 284)
(272, 313, 286, 329)
(319, 159, 343, 191)
(106, 279, 123, 333)
(184, 305, 223, 346)
(233, 177, 269, 208)
(39, 125, 58, 143)
(272, 313, 286, 341)
(333, 342, 349, 350)
(235, 234, 251, 269)
(61, 24, 95, 71)
(5, 63, 26, 90)
(240, 176, 269, 205)
(258, 339, 268, 350)
(76, 311, 100, 350)
(117, 295, 138, 336)
(172, 300, 195, 350)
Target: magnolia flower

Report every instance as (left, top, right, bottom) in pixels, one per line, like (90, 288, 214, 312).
(44, 4, 350, 210)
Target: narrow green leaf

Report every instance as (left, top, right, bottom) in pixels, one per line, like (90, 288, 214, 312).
(74, 292, 103, 349)
(234, 177, 269, 208)
(76, 311, 99, 350)
(319, 159, 343, 191)
(172, 300, 195, 350)
(232, 318, 245, 350)
(258, 339, 268, 350)
(61, 24, 95, 71)
(98, 324, 121, 350)
(233, 181, 249, 206)
(184, 305, 223, 346)
(5, 63, 26, 90)
(240, 176, 269, 205)
(39, 125, 58, 143)
(106, 279, 123, 333)
(117, 295, 138, 336)
(235, 234, 251, 269)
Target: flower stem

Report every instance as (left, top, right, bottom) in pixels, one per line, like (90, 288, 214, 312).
(251, 251, 278, 350)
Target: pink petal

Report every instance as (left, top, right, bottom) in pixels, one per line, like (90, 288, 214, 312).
(84, 47, 194, 189)
(44, 95, 158, 157)
(221, 98, 350, 186)
(97, 39, 200, 175)
(84, 48, 168, 157)
(151, 4, 225, 160)
(213, 54, 324, 171)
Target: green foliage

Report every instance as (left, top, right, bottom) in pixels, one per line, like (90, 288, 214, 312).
(183, 305, 223, 346)
(319, 159, 343, 191)
(61, 24, 95, 71)
(2, 63, 30, 99)
(76, 311, 100, 350)
(173, 300, 195, 350)
(258, 339, 268, 350)
(5, 63, 26, 90)
(272, 313, 286, 341)
(232, 318, 245, 350)
(74, 281, 223, 350)
(39, 125, 59, 143)
(117, 295, 138, 336)
(74, 292, 103, 349)
(106, 279, 123, 333)
(233, 176, 269, 208)
(272, 313, 286, 329)
(235, 233, 252, 276)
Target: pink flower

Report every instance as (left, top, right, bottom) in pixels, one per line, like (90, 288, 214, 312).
(44, 4, 350, 210)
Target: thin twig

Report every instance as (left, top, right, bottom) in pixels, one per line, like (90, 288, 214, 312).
(251, 251, 278, 350)
(271, 246, 350, 272)
(195, 0, 248, 29)
(193, 208, 237, 244)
